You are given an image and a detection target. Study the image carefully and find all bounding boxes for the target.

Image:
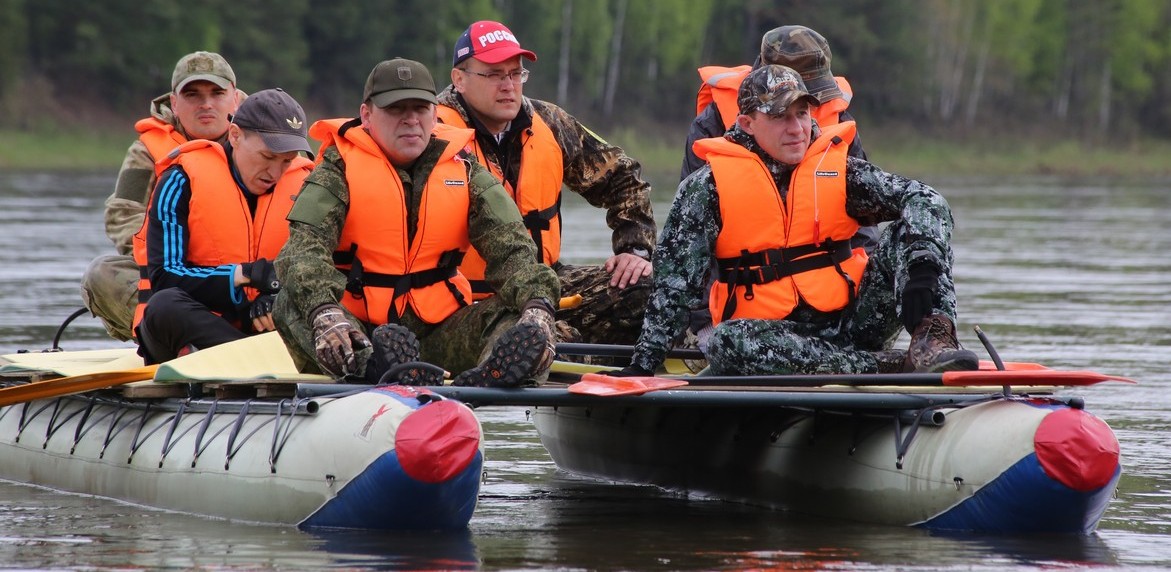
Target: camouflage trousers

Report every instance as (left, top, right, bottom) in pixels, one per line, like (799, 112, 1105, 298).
(274, 292, 519, 378)
(704, 222, 959, 376)
(554, 262, 650, 346)
(79, 254, 138, 341)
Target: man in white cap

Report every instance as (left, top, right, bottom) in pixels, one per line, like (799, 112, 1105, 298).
(134, 88, 314, 363)
(81, 51, 244, 342)
(437, 20, 656, 351)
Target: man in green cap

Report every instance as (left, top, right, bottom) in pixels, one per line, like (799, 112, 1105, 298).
(273, 58, 560, 387)
(81, 51, 243, 341)
(618, 65, 978, 378)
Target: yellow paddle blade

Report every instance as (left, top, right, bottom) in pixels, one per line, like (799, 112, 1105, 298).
(0, 365, 159, 407)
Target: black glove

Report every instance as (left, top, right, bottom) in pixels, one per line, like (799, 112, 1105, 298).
(242, 258, 280, 294)
(311, 304, 372, 378)
(902, 254, 941, 333)
(249, 294, 276, 321)
(609, 365, 654, 378)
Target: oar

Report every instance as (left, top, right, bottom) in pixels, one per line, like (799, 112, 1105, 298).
(556, 342, 705, 360)
(555, 342, 1050, 370)
(567, 369, 1136, 396)
(0, 365, 159, 407)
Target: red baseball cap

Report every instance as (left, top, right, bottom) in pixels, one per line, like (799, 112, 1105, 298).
(453, 21, 537, 66)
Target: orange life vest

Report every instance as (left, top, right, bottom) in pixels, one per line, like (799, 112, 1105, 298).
(134, 117, 189, 176)
(812, 77, 854, 129)
(696, 65, 753, 130)
(436, 105, 564, 299)
(696, 67, 855, 130)
(131, 140, 311, 329)
(310, 118, 475, 326)
(693, 122, 868, 323)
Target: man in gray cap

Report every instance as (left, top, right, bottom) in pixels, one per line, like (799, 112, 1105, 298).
(618, 65, 978, 378)
(82, 51, 244, 342)
(273, 58, 561, 387)
(134, 88, 314, 364)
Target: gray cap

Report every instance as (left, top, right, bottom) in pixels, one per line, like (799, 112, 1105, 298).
(363, 58, 438, 108)
(230, 88, 312, 155)
(760, 25, 843, 103)
(172, 51, 236, 92)
(737, 65, 821, 117)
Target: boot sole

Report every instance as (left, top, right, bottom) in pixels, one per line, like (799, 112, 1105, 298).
(453, 322, 546, 388)
(915, 350, 979, 374)
(371, 325, 443, 385)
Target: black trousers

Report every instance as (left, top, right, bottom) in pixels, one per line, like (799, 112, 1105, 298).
(136, 288, 246, 364)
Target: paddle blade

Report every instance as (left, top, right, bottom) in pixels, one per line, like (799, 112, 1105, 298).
(943, 369, 1136, 387)
(0, 365, 159, 407)
(569, 374, 689, 396)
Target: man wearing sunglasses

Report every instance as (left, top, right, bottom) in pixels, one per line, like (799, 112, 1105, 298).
(437, 20, 657, 352)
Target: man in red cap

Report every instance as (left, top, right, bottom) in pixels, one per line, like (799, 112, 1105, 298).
(437, 20, 657, 351)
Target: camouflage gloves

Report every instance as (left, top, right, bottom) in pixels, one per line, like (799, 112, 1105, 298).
(518, 298, 557, 376)
(902, 251, 942, 333)
(311, 304, 372, 378)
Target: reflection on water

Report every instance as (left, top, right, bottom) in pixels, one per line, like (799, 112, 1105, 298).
(0, 172, 1169, 569)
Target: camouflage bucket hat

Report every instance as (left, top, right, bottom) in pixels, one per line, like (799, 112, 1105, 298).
(737, 64, 821, 117)
(760, 26, 843, 103)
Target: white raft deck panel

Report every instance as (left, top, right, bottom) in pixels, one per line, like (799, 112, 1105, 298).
(0, 380, 483, 530)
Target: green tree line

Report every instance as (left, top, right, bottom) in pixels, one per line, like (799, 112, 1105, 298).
(3, 0, 1171, 142)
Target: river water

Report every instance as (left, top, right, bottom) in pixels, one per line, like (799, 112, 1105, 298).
(0, 171, 1168, 570)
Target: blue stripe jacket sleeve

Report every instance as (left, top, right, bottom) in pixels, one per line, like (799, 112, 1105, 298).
(145, 165, 244, 313)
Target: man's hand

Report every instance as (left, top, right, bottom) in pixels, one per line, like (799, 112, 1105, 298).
(518, 298, 557, 375)
(311, 304, 371, 378)
(902, 257, 941, 333)
(604, 252, 652, 289)
(249, 294, 277, 332)
(242, 258, 280, 294)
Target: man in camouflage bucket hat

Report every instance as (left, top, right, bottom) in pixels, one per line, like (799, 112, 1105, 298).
(678, 26, 876, 371)
(437, 20, 657, 353)
(272, 58, 561, 388)
(617, 64, 978, 378)
(683, 25, 868, 177)
(81, 51, 246, 342)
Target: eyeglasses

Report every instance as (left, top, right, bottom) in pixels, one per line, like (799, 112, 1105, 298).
(460, 68, 530, 84)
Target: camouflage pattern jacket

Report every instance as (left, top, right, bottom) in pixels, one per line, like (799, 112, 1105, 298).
(631, 124, 955, 372)
(436, 87, 656, 260)
(277, 133, 560, 325)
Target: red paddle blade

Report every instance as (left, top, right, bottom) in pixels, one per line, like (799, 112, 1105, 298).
(977, 360, 1049, 371)
(569, 374, 689, 396)
(943, 369, 1136, 387)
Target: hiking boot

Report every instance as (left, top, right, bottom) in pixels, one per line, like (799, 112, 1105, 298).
(871, 348, 910, 374)
(367, 324, 443, 386)
(452, 322, 552, 388)
(904, 314, 979, 373)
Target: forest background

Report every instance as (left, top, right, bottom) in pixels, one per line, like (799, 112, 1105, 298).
(3, 0, 1171, 183)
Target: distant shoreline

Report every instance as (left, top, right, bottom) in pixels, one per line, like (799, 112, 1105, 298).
(6, 125, 1170, 190)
